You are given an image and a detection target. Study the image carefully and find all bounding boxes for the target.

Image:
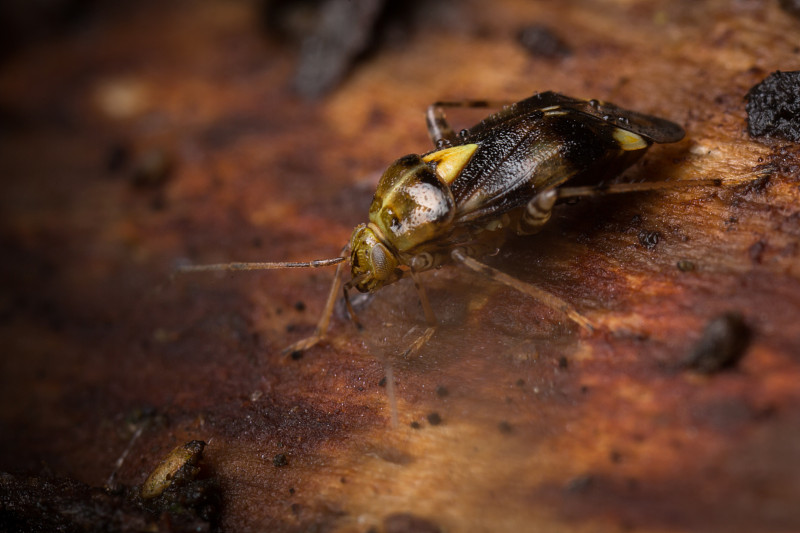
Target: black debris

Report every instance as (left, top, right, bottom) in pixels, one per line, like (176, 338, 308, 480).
(745, 71, 800, 142)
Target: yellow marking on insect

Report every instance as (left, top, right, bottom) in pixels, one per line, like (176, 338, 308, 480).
(613, 127, 648, 151)
(544, 107, 568, 116)
(422, 143, 478, 185)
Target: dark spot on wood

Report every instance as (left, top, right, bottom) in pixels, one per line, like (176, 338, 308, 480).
(564, 474, 594, 493)
(426, 412, 442, 426)
(517, 24, 571, 59)
(273, 454, 289, 467)
(682, 312, 752, 374)
(753, 404, 778, 421)
(131, 148, 174, 189)
(638, 230, 661, 250)
(748, 240, 766, 264)
(779, 0, 800, 20)
(384, 512, 442, 533)
(106, 142, 130, 173)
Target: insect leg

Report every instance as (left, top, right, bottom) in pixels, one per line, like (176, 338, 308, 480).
(515, 189, 558, 236)
(426, 100, 513, 146)
(553, 168, 772, 201)
(451, 248, 594, 331)
(400, 269, 438, 358)
(282, 258, 346, 356)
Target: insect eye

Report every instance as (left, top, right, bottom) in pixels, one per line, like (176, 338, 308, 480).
(390, 216, 400, 230)
(370, 243, 398, 282)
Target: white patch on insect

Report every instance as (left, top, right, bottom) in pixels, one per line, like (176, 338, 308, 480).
(402, 182, 449, 228)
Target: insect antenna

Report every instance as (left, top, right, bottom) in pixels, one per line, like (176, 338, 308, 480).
(174, 256, 346, 275)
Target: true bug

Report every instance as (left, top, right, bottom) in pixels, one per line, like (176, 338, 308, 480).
(180, 91, 757, 356)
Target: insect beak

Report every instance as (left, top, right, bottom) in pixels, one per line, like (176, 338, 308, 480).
(344, 273, 370, 292)
(342, 274, 369, 330)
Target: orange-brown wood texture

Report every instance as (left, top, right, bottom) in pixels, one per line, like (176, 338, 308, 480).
(1, 1, 799, 531)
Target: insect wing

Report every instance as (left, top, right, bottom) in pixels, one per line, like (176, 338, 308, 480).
(433, 91, 686, 225)
(475, 92, 685, 144)
(449, 125, 570, 224)
(561, 95, 685, 144)
(447, 99, 600, 223)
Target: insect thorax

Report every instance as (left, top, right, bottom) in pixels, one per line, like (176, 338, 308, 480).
(349, 147, 479, 292)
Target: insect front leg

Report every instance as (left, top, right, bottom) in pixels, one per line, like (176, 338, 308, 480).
(426, 100, 512, 147)
(450, 248, 594, 332)
(282, 259, 346, 356)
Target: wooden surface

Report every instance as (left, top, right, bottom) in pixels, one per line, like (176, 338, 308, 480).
(1, 1, 800, 531)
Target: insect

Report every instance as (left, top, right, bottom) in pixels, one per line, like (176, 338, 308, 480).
(180, 91, 753, 356)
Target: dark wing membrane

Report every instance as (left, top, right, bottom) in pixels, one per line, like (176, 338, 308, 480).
(555, 94, 686, 144)
(463, 92, 685, 145)
(459, 92, 579, 141)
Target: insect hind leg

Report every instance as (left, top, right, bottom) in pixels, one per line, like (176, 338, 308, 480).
(451, 248, 594, 331)
(553, 167, 772, 202)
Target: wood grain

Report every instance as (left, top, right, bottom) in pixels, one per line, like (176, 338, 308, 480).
(1, 1, 799, 531)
